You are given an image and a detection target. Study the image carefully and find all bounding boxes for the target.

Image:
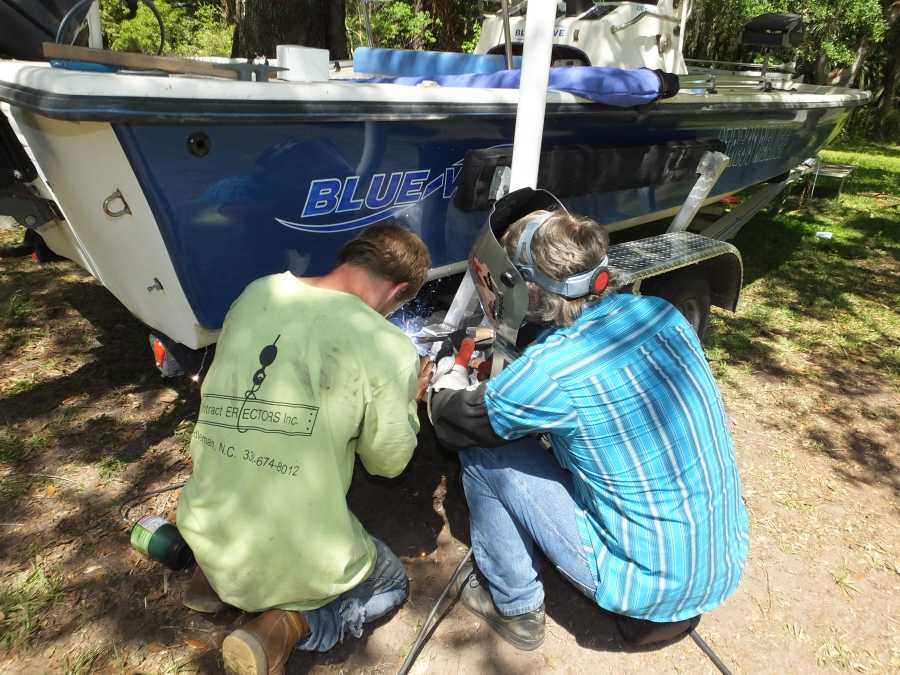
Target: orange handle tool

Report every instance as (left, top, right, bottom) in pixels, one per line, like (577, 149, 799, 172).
(455, 337, 476, 367)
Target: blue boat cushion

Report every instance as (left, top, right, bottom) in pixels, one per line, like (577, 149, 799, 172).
(354, 47, 522, 77)
(364, 67, 676, 107)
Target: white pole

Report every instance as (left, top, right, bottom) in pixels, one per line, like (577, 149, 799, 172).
(676, 0, 688, 69)
(87, 0, 103, 49)
(501, 0, 514, 70)
(509, 0, 557, 191)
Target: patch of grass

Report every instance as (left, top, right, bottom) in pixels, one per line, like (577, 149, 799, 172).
(0, 290, 32, 330)
(0, 432, 25, 465)
(0, 221, 25, 248)
(831, 568, 861, 597)
(97, 455, 127, 483)
(706, 141, 900, 386)
(3, 376, 39, 397)
(0, 289, 40, 357)
(63, 645, 108, 675)
(816, 632, 868, 671)
(0, 475, 31, 502)
(0, 561, 65, 650)
(43, 409, 81, 440)
(159, 655, 201, 675)
(174, 419, 195, 444)
(785, 622, 807, 642)
(0, 429, 49, 466)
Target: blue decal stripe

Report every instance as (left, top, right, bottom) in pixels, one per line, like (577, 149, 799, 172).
(275, 203, 413, 234)
(423, 174, 445, 199)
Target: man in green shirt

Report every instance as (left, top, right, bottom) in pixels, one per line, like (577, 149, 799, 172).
(176, 224, 430, 675)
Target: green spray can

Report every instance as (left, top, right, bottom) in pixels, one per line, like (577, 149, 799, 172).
(130, 514, 194, 570)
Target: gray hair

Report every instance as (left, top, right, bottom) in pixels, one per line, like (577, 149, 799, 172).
(502, 209, 614, 326)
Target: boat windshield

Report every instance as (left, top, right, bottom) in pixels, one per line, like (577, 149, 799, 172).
(482, 1, 660, 19)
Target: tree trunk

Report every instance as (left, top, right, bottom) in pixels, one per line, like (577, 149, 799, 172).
(813, 50, 830, 86)
(836, 38, 869, 88)
(410, 0, 424, 51)
(875, 1, 900, 137)
(232, 0, 347, 60)
(425, 0, 455, 51)
(223, 0, 236, 25)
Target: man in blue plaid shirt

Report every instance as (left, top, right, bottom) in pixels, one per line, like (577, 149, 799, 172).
(430, 200, 748, 651)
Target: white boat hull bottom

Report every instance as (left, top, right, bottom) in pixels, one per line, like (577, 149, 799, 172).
(8, 111, 216, 349)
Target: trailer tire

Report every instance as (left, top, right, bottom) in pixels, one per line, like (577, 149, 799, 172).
(643, 268, 711, 339)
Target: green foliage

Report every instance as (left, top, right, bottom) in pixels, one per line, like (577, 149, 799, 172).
(101, 0, 232, 56)
(685, 0, 888, 68)
(705, 140, 900, 386)
(460, 16, 483, 54)
(795, 0, 888, 66)
(97, 455, 127, 482)
(180, 4, 234, 57)
(684, 0, 896, 139)
(346, 1, 439, 51)
(93, 0, 894, 140)
(0, 562, 65, 649)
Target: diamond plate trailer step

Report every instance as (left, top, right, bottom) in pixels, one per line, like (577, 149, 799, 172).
(609, 231, 738, 284)
(610, 231, 743, 312)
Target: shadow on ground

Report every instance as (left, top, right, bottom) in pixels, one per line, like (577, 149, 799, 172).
(703, 178, 900, 496)
(1, 254, 660, 672)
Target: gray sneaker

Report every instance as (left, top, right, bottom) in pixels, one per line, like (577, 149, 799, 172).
(455, 564, 545, 651)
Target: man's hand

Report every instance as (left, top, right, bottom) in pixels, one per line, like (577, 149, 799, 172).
(430, 338, 476, 393)
(431, 356, 470, 392)
(416, 356, 434, 402)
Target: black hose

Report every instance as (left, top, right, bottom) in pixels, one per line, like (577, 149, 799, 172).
(119, 481, 185, 524)
(689, 629, 734, 675)
(56, 0, 167, 55)
(397, 548, 473, 675)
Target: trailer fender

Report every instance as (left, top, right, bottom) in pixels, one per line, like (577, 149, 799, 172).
(694, 250, 743, 313)
(635, 251, 743, 338)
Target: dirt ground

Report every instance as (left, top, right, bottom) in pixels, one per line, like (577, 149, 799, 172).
(0, 203, 898, 674)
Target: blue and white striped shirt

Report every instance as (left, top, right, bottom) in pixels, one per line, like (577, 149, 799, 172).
(484, 293, 749, 621)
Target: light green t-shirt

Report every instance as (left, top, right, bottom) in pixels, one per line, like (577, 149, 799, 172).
(176, 272, 420, 612)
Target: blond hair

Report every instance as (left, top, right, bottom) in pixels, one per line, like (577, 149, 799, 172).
(502, 210, 612, 326)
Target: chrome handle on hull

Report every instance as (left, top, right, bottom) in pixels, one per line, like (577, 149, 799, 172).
(103, 189, 132, 218)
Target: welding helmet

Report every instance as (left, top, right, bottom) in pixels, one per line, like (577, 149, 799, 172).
(468, 187, 609, 355)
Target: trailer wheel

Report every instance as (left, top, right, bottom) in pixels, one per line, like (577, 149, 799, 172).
(643, 268, 711, 339)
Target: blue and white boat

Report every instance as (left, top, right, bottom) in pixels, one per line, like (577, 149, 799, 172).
(0, 1, 869, 352)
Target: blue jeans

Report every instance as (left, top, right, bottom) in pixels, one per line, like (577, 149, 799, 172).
(297, 537, 408, 652)
(459, 439, 598, 616)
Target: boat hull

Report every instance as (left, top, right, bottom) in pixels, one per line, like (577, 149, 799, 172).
(0, 62, 863, 348)
(112, 105, 848, 333)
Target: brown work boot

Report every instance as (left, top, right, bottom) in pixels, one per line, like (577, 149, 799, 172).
(183, 566, 229, 613)
(222, 609, 310, 675)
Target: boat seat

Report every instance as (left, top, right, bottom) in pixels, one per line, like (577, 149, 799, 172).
(486, 42, 591, 67)
(615, 613, 701, 648)
(740, 13, 804, 48)
(353, 47, 521, 77)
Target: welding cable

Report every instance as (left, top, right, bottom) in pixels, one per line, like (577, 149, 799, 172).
(689, 629, 734, 675)
(118, 481, 185, 524)
(397, 548, 473, 675)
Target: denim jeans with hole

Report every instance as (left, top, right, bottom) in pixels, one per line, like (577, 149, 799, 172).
(296, 537, 408, 652)
(459, 438, 598, 616)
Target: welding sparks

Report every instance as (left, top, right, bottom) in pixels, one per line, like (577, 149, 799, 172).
(388, 280, 449, 354)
